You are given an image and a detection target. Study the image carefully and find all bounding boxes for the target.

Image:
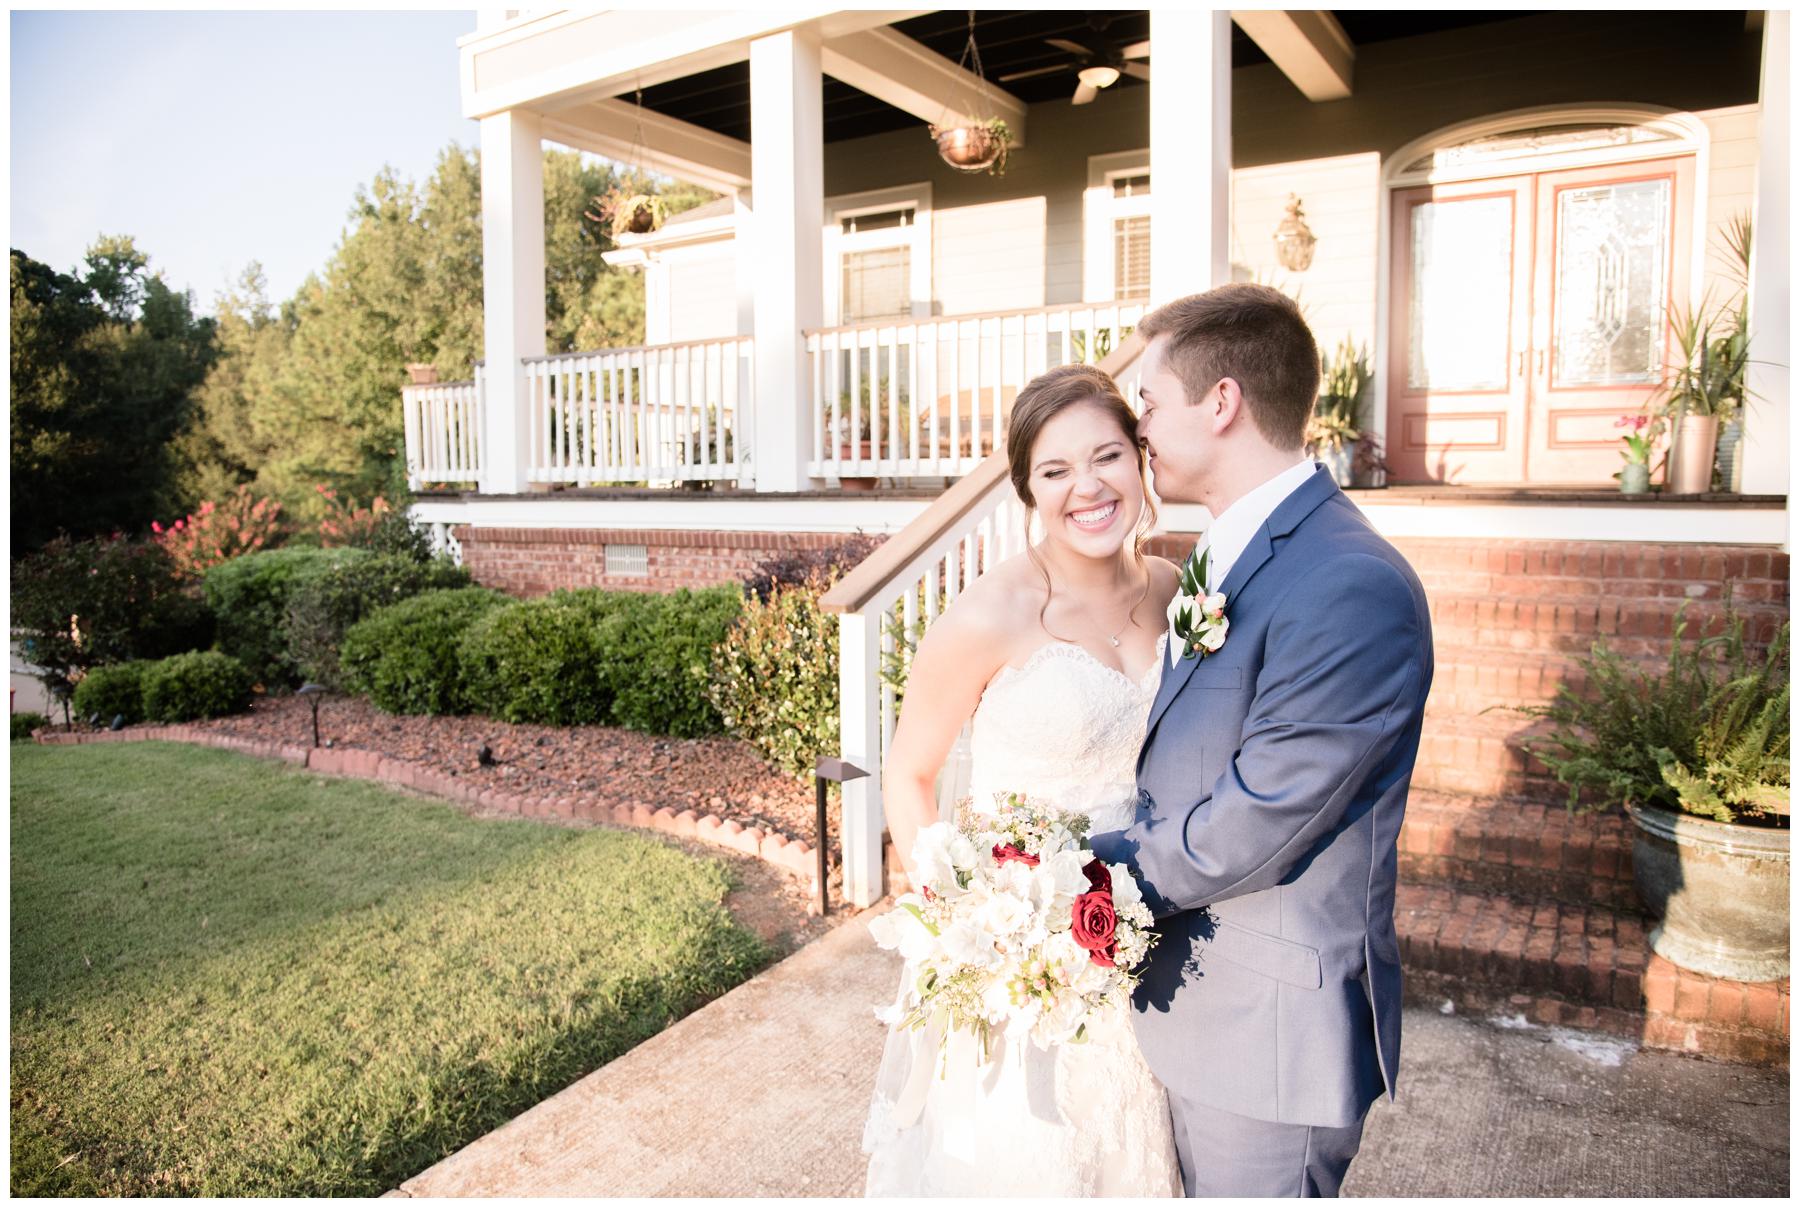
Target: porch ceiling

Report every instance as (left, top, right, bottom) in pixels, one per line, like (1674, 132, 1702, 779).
(628, 10, 1547, 145)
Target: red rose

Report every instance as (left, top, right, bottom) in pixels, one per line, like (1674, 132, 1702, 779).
(1070, 890, 1118, 966)
(1082, 858, 1112, 894)
(993, 843, 1039, 867)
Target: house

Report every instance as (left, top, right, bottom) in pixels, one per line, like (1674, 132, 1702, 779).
(405, 8, 1789, 1061)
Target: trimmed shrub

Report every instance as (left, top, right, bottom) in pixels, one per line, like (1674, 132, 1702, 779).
(72, 661, 151, 726)
(12, 712, 48, 741)
(142, 652, 253, 723)
(708, 572, 838, 776)
(203, 547, 371, 687)
(285, 555, 471, 690)
(457, 596, 612, 726)
(340, 587, 510, 715)
(11, 536, 214, 711)
(603, 587, 742, 737)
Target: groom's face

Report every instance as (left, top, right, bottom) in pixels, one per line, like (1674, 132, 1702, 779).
(1137, 335, 1215, 505)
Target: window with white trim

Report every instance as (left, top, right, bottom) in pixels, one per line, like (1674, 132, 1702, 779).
(839, 207, 915, 323)
(1084, 152, 1151, 303)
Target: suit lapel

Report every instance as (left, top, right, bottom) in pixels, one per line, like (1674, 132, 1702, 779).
(1142, 466, 1341, 740)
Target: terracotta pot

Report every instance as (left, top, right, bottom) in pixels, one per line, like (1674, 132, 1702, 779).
(838, 441, 877, 491)
(404, 363, 439, 386)
(933, 125, 1002, 173)
(1668, 413, 1720, 495)
(1618, 462, 1651, 495)
(622, 204, 659, 234)
(1628, 802, 1789, 982)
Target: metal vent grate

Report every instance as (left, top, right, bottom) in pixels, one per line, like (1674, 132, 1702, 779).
(603, 544, 649, 576)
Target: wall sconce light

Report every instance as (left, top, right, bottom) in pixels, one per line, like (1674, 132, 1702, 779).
(1274, 194, 1318, 272)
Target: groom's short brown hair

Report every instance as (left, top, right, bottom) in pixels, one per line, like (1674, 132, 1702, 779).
(1136, 284, 1320, 451)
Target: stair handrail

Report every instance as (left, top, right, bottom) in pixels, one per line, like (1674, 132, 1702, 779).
(820, 334, 1145, 907)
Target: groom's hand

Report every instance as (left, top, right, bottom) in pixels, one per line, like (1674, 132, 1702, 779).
(1094, 553, 1426, 920)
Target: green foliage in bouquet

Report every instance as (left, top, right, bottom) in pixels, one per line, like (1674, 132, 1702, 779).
(339, 587, 510, 715)
(1517, 599, 1789, 824)
(142, 652, 253, 722)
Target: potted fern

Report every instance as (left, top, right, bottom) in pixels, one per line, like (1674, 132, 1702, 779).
(1517, 599, 1789, 981)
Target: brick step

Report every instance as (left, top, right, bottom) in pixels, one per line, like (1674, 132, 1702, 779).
(1397, 791, 1637, 910)
(1411, 712, 1563, 802)
(1389, 538, 1785, 595)
(1426, 591, 1788, 660)
(1395, 883, 1789, 1065)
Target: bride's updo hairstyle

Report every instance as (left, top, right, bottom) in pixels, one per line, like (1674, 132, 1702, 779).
(1005, 362, 1157, 639)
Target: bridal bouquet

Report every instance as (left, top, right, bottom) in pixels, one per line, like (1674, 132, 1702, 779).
(867, 792, 1158, 1061)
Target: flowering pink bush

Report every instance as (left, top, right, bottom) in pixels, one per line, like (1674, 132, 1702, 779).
(314, 484, 394, 548)
(153, 486, 284, 579)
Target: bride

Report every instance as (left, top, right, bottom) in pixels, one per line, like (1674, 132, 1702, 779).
(861, 363, 1184, 1197)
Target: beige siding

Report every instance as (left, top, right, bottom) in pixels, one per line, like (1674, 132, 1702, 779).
(663, 248, 737, 343)
(1230, 153, 1382, 358)
(1699, 104, 1760, 305)
(930, 195, 1047, 316)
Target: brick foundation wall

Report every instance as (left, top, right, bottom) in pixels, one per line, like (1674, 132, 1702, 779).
(453, 527, 884, 596)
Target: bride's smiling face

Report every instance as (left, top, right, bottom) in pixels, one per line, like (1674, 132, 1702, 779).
(1027, 402, 1146, 561)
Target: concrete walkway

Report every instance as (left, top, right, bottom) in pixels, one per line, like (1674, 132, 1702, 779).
(395, 907, 1788, 1198)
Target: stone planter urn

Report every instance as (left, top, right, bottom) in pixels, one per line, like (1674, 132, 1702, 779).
(1627, 802, 1789, 981)
(1668, 413, 1720, 495)
(1618, 462, 1651, 495)
(1320, 442, 1354, 488)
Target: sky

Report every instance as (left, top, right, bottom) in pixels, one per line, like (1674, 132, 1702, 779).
(11, 8, 481, 307)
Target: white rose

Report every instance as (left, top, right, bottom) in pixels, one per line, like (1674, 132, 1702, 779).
(947, 831, 980, 870)
(1109, 863, 1144, 907)
(1046, 849, 1091, 897)
(973, 886, 1034, 937)
(939, 919, 1002, 970)
(1201, 591, 1227, 620)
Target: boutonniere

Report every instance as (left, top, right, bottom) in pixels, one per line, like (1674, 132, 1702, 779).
(1168, 547, 1229, 660)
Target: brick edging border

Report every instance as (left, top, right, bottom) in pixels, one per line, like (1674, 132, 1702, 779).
(33, 727, 823, 891)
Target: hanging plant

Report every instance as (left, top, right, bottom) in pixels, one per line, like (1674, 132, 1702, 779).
(931, 117, 1011, 176)
(589, 187, 668, 237)
(928, 13, 1011, 177)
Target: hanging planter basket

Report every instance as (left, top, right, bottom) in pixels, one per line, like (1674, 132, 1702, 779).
(931, 120, 1008, 174)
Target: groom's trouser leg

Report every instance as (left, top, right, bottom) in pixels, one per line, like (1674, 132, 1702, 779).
(1165, 1093, 1366, 1197)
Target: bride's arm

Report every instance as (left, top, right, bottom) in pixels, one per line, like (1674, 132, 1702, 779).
(880, 590, 1009, 883)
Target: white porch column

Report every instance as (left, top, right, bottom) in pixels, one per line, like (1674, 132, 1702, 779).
(1743, 10, 1789, 501)
(479, 108, 546, 495)
(749, 29, 825, 493)
(1150, 9, 1232, 302)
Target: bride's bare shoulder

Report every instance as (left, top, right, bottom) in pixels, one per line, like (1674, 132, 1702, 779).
(1145, 554, 1182, 611)
(925, 552, 1042, 645)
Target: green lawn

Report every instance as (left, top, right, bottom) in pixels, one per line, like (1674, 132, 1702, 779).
(10, 741, 771, 1196)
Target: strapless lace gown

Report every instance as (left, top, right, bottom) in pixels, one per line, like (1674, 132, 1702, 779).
(861, 637, 1183, 1198)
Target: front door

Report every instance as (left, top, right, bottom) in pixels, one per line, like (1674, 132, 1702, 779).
(1388, 155, 1694, 484)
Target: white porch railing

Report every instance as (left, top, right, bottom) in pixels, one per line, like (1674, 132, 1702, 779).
(804, 301, 1145, 482)
(523, 336, 755, 487)
(402, 378, 484, 489)
(820, 336, 1145, 907)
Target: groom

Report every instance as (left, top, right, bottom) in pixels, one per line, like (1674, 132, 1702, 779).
(1089, 285, 1433, 1197)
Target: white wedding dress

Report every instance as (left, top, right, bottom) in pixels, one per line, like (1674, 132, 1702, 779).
(861, 636, 1184, 1198)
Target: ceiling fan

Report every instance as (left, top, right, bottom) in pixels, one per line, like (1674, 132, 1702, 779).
(998, 26, 1150, 105)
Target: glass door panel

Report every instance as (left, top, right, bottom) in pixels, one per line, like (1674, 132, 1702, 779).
(1528, 156, 1693, 482)
(1387, 177, 1533, 483)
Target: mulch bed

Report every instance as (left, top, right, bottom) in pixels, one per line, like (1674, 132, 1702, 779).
(173, 693, 839, 857)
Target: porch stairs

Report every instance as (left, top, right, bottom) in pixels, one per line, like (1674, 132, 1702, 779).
(1387, 538, 1790, 1065)
(824, 331, 1788, 1065)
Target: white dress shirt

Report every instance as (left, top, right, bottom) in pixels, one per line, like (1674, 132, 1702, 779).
(1169, 458, 1319, 666)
